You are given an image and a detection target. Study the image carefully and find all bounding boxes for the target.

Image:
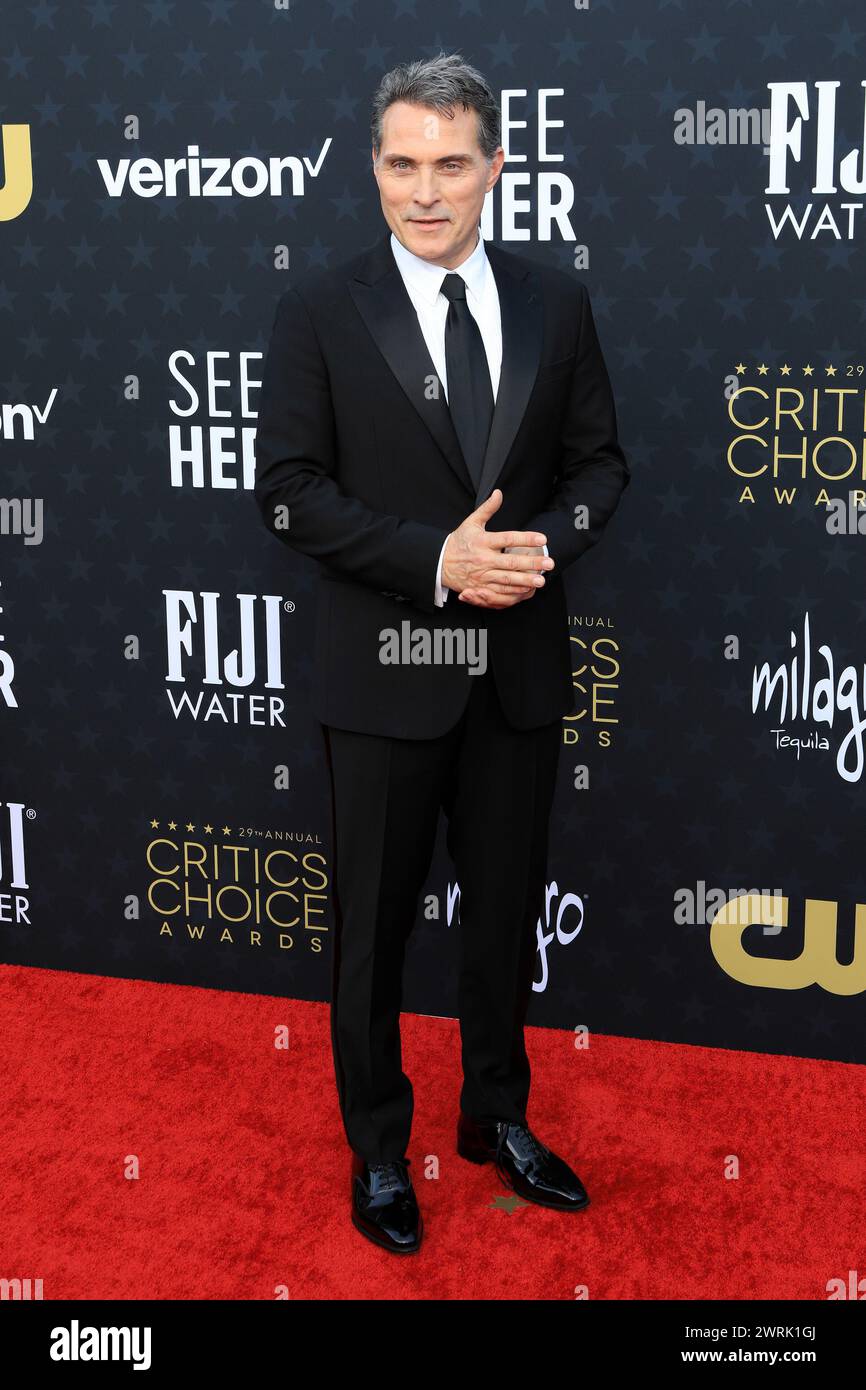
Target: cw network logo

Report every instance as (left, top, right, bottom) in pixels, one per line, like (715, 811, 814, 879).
(0, 123, 32, 221)
(710, 892, 866, 995)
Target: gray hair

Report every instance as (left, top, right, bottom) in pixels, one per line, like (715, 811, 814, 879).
(371, 52, 501, 162)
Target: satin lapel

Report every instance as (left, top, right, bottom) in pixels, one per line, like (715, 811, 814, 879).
(346, 233, 544, 504)
(474, 241, 544, 506)
(347, 233, 474, 494)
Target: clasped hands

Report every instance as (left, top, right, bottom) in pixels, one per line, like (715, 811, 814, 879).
(441, 487, 554, 610)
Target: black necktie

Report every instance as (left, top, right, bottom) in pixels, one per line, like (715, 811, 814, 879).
(440, 272, 495, 491)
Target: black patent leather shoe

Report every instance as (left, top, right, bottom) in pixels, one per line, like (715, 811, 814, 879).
(457, 1113, 590, 1211)
(351, 1153, 422, 1253)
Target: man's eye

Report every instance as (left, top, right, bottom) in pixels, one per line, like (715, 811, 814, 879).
(390, 161, 463, 171)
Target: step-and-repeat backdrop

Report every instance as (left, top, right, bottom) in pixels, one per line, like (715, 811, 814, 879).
(2, 1, 864, 1064)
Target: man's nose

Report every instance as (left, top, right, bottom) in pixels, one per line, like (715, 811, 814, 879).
(412, 172, 442, 205)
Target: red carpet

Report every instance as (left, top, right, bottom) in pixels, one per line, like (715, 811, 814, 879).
(0, 962, 863, 1300)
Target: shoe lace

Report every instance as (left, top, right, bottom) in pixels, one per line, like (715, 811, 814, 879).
(368, 1158, 411, 1193)
(493, 1123, 550, 1191)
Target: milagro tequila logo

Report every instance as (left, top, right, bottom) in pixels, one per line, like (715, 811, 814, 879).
(0, 800, 31, 927)
(445, 877, 584, 991)
(751, 611, 866, 782)
(164, 590, 290, 727)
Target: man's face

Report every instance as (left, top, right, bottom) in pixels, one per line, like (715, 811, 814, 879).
(372, 100, 504, 269)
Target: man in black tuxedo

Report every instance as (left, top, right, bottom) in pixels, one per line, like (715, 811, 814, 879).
(254, 53, 630, 1254)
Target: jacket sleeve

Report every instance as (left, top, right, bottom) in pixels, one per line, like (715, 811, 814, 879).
(253, 286, 449, 615)
(521, 284, 630, 572)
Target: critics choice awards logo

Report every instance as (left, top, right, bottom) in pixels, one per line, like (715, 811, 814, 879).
(145, 818, 330, 956)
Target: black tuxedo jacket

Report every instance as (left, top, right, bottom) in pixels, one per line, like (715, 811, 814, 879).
(253, 231, 630, 738)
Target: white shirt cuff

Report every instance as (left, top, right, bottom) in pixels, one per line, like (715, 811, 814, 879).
(434, 535, 449, 607)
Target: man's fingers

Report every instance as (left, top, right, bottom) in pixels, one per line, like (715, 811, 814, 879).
(460, 589, 506, 608)
(457, 562, 547, 606)
(487, 528, 548, 550)
(497, 551, 552, 573)
(480, 559, 549, 582)
(463, 553, 550, 580)
(482, 581, 537, 598)
(471, 488, 503, 522)
(459, 582, 536, 608)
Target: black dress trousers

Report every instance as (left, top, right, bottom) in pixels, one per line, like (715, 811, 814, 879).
(320, 663, 562, 1164)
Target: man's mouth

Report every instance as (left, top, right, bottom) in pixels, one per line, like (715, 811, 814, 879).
(413, 218, 447, 226)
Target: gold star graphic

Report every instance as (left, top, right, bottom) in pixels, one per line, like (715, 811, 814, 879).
(186, 822, 195, 832)
(167, 819, 177, 830)
(757, 363, 769, 375)
(780, 364, 791, 375)
(150, 818, 159, 829)
(204, 823, 214, 834)
(826, 363, 838, 376)
(803, 365, 814, 376)
(734, 362, 746, 374)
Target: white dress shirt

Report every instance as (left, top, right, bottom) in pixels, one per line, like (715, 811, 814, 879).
(389, 229, 547, 607)
(390, 226, 502, 398)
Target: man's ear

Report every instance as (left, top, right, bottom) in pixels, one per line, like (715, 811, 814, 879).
(486, 146, 505, 193)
